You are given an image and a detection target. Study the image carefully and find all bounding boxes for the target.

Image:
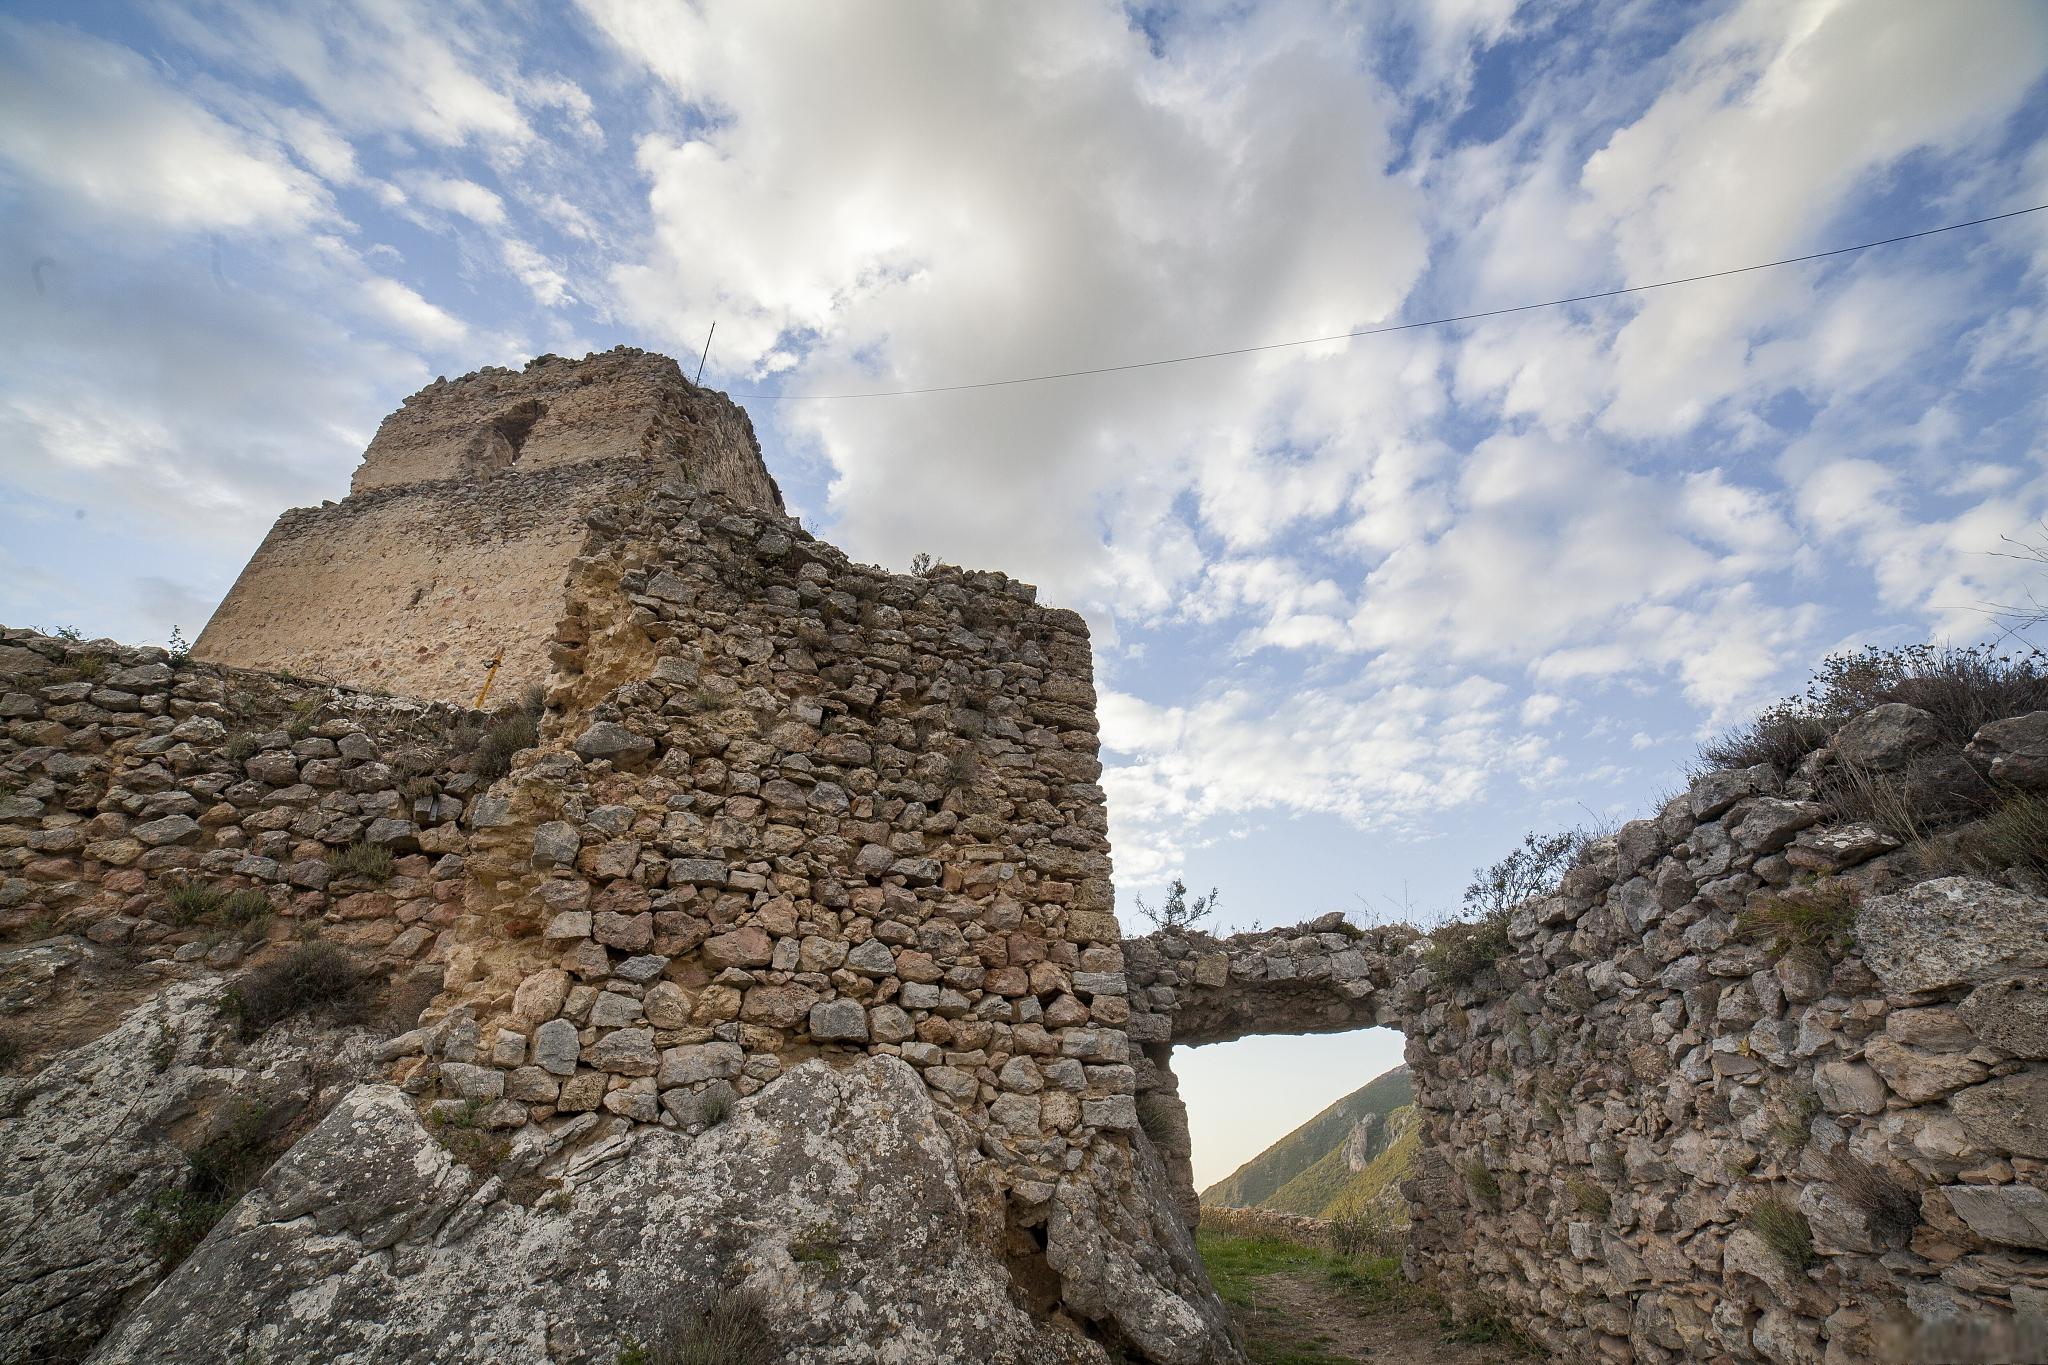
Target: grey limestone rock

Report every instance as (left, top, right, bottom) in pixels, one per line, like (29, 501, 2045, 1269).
(84, 1059, 1222, 1364)
(1965, 710, 2048, 790)
(572, 720, 655, 765)
(1943, 1184, 2048, 1250)
(1834, 703, 1942, 771)
(1856, 877, 2048, 995)
(0, 982, 384, 1363)
(807, 998, 868, 1042)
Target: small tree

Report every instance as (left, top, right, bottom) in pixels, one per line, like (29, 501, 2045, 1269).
(910, 552, 934, 576)
(1462, 830, 1578, 919)
(1134, 877, 1218, 932)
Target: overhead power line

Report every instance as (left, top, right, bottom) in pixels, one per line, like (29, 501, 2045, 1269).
(730, 202, 2047, 401)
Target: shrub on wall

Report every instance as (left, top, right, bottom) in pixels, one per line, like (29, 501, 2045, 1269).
(221, 943, 377, 1040)
(1697, 643, 2048, 773)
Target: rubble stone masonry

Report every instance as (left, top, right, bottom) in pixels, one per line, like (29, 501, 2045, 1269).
(9, 347, 2048, 1363)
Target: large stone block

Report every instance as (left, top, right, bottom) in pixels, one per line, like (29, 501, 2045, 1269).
(1856, 878, 2048, 995)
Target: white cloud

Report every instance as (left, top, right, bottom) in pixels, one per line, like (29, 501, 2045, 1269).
(403, 172, 508, 226)
(1579, 0, 2048, 433)
(1100, 673, 1534, 881)
(159, 0, 541, 151)
(581, 0, 1429, 609)
(362, 277, 470, 345)
(500, 239, 575, 309)
(0, 20, 329, 233)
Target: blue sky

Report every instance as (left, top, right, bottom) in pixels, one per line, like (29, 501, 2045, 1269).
(4, 1, 2046, 1184)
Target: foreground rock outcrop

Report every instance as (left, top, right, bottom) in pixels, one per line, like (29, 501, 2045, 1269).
(1, 976, 389, 1359)
(90, 1058, 1160, 1364)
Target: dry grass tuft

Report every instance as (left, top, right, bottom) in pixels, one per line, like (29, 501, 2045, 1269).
(616, 1287, 776, 1365)
(1736, 882, 1860, 960)
(221, 942, 377, 1040)
(1748, 1198, 1815, 1270)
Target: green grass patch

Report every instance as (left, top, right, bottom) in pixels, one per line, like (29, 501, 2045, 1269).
(136, 1101, 279, 1268)
(1565, 1177, 1611, 1221)
(1462, 1158, 1501, 1210)
(1197, 1232, 1406, 1348)
(165, 880, 226, 927)
(789, 1223, 843, 1274)
(1196, 1232, 1337, 1308)
(164, 882, 271, 937)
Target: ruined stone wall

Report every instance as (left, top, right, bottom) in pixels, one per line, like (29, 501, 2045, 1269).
(0, 627, 484, 976)
(194, 348, 783, 706)
(193, 462, 644, 709)
(1111, 704, 2048, 1363)
(5, 472, 1240, 1361)
(350, 347, 781, 505)
(1402, 713, 2048, 1365)
(412, 483, 1138, 1200)
(328, 482, 1231, 1360)
(1124, 915, 1414, 1223)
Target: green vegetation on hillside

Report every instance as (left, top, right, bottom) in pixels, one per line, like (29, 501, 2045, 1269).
(1321, 1107, 1420, 1223)
(1203, 1066, 1413, 1214)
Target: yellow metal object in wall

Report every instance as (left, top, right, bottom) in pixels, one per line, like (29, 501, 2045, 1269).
(474, 651, 504, 709)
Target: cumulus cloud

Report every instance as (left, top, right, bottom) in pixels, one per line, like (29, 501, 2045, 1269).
(157, 0, 542, 152)
(0, 20, 330, 233)
(401, 173, 509, 226)
(1579, 0, 2048, 433)
(1099, 673, 1538, 883)
(362, 277, 470, 345)
(579, 0, 1429, 609)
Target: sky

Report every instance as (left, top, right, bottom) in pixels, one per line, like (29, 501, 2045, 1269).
(3, 0, 2047, 1188)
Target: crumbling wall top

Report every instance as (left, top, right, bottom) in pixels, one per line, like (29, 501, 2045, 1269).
(350, 346, 783, 512)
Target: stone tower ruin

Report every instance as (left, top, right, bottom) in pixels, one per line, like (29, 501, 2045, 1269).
(193, 348, 783, 705)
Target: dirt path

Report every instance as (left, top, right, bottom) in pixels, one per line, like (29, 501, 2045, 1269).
(1231, 1270, 1521, 1364)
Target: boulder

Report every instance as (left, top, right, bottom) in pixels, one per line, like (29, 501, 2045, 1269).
(703, 926, 773, 970)
(87, 1061, 1228, 1364)
(1958, 974, 2048, 1058)
(1855, 878, 2048, 995)
(1861, 1036, 1985, 1104)
(1951, 1072, 2048, 1159)
(531, 821, 581, 869)
(0, 981, 384, 1362)
(573, 722, 655, 766)
(1967, 711, 2048, 790)
(1834, 704, 1941, 771)
(1941, 1185, 2048, 1250)
(808, 999, 868, 1043)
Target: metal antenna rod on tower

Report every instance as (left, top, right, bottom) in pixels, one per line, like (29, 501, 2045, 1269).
(695, 321, 716, 385)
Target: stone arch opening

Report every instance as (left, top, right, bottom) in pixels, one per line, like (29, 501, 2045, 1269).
(1121, 912, 1420, 1226)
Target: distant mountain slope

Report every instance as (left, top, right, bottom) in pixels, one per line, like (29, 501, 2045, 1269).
(1201, 1065, 1413, 1212)
(1318, 1105, 1420, 1222)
